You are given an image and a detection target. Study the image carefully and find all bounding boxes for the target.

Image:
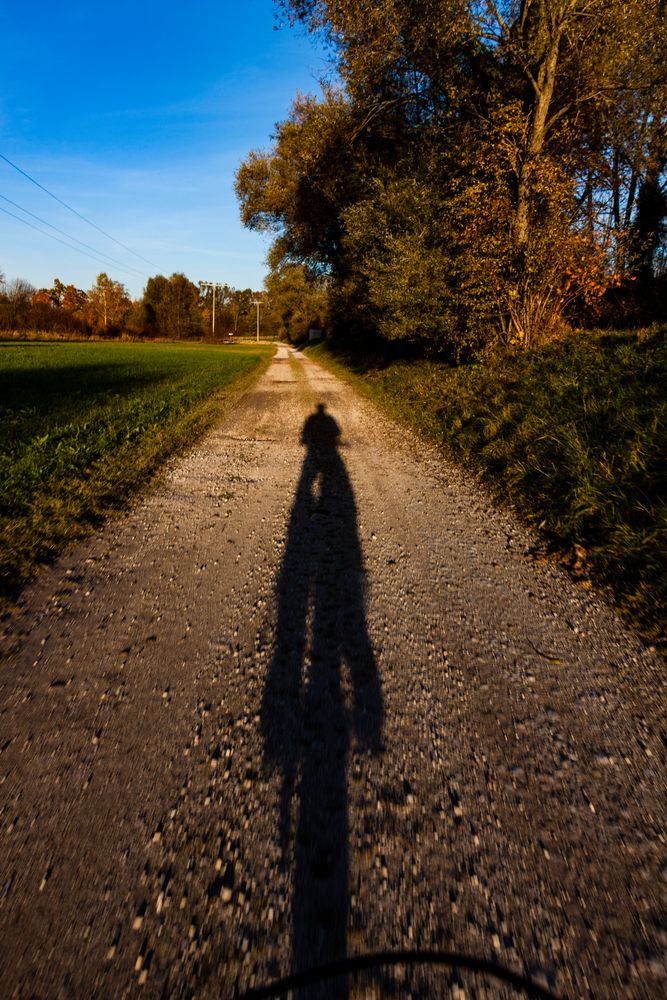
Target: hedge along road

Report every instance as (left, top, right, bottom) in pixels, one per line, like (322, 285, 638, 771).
(0, 346, 664, 999)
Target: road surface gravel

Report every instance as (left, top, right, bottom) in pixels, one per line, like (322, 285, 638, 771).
(0, 347, 664, 998)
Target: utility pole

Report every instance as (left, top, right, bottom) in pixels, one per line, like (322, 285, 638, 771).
(199, 281, 225, 339)
(252, 296, 262, 342)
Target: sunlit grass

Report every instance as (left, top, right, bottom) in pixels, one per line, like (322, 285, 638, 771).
(309, 328, 666, 638)
(0, 340, 272, 603)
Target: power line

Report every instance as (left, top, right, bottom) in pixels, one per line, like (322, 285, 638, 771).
(0, 203, 149, 280)
(0, 192, 147, 279)
(0, 151, 160, 269)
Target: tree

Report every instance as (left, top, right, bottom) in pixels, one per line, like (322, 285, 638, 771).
(236, 88, 362, 276)
(228, 288, 255, 335)
(142, 273, 203, 339)
(165, 273, 202, 339)
(86, 273, 131, 333)
(264, 263, 330, 342)
(0, 278, 36, 330)
(240, 1, 666, 352)
(199, 283, 233, 338)
(142, 274, 170, 333)
(60, 283, 88, 314)
(198, 283, 256, 336)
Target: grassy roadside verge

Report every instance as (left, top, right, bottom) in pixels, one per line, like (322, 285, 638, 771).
(0, 340, 273, 606)
(306, 329, 666, 640)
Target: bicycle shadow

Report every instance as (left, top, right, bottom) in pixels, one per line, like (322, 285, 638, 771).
(262, 403, 383, 995)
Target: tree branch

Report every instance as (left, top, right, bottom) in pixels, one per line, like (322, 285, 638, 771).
(483, 0, 510, 38)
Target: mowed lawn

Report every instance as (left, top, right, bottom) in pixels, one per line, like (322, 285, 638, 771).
(0, 340, 272, 603)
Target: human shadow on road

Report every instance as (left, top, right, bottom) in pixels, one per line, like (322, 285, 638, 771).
(262, 403, 383, 995)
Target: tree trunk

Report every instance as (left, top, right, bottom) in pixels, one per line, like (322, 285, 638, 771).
(514, 8, 563, 248)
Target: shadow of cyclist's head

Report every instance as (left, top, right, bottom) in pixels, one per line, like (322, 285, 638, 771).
(300, 402, 341, 455)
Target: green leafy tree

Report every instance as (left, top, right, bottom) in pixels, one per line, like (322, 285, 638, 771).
(143, 273, 203, 339)
(142, 274, 170, 333)
(199, 283, 234, 338)
(165, 273, 202, 339)
(236, 88, 361, 275)
(199, 284, 257, 336)
(264, 263, 329, 342)
(229, 288, 255, 335)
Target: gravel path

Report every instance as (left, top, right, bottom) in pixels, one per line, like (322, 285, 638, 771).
(0, 347, 664, 999)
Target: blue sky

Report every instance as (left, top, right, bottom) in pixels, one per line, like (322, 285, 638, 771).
(0, 1, 327, 298)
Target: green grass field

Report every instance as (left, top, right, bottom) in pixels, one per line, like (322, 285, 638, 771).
(308, 328, 666, 639)
(0, 340, 272, 604)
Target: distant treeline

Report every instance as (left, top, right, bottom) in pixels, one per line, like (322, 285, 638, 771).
(0, 267, 328, 343)
(0, 271, 248, 340)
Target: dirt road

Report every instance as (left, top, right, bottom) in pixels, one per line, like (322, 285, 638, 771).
(0, 347, 664, 998)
